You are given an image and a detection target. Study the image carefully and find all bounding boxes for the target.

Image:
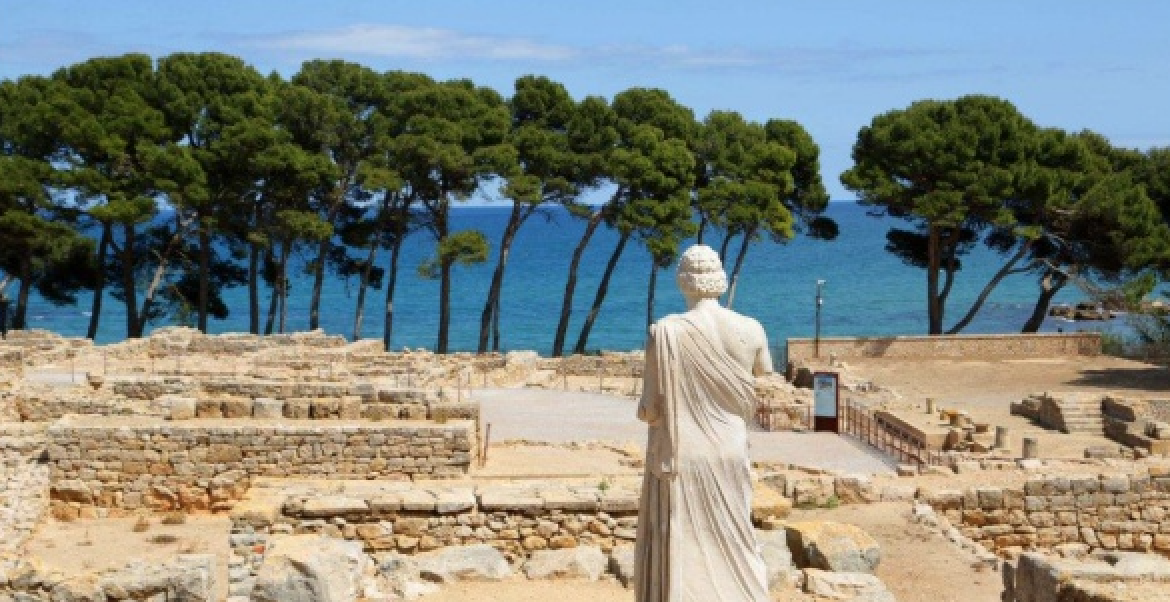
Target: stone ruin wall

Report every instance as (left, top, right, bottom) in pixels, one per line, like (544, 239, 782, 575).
(539, 352, 645, 378)
(786, 332, 1102, 365)
(225, 481, 641, 595)
(0, 425, 49, 554)
(1101, 396, 1170, 455)
(921, 472, 1170, 558)
(46, 418, 477, 518)
(233, 482, 639, 560)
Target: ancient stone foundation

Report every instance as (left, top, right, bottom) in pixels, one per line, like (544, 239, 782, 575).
(922, 472, 1170, 558)
(46, 416, 477, 517)
(787, 332, 1102, 365)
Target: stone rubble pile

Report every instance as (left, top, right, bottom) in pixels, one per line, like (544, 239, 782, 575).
(0, 553, 216, 602)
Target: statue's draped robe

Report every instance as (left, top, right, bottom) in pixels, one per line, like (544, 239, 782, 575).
(634, 314, 770, 602)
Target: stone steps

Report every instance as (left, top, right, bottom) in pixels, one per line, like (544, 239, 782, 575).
(1059, 399, 1105, 435)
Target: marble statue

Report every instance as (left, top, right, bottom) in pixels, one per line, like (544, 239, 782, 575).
(634, 244, 772, 602)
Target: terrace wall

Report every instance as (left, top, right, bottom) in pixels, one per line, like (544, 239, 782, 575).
(787, 332, 1101, 364)
(46, 417, 476, 516)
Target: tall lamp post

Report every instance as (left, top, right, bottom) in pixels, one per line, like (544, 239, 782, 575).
(814, 280, 826, 358)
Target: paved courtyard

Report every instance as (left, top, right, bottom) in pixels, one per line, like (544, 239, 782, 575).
(473, 388, 896, 475)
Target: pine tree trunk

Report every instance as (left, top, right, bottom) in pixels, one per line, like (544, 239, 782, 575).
(248, 243, 260, 334)
(491, 296, 501, 352)
(352, 243, 379, 340)
(278, 246, 290, 334)
(1022, 270, 1068, 333)
(478, 204, 523, 353)
(137, 219, 188, 337)
(718, 231, 734, 263)
(437, 259, 452, 353)
(264, 284, 278, 335)
(946, 242, 1032, 335)
(86, 222, 110, 339)
(574, 231, 630, 354)
(646, 261, 658, 331)
(13, 260, 31, 330)
(696, 216, 708, 244)
(308, 237, 328, 331)
(382, 239, 402, 352)
(121, 225, 140, 338)
(552, 210, 604, 357)
(725, 227, 754, 309)
(926, 226, 942, 335)
(197, 226, 210, 332)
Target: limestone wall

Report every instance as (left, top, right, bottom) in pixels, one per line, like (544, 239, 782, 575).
(1101, 396, 1170, 455)
(46, 417, 477, 516)
(0, 425, 49, 553)
(921, 472, 1170, 557)
(226, 480, 641, 593)
(1005, 551, 1170, 602)
(539, 352, 645, 378)
(233, 482, 640, 560)
(786, 332, 1101, 363)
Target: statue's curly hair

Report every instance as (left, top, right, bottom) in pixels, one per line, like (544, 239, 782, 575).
(676, 244, 727, 298)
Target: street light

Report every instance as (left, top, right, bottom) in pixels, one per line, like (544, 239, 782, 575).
(814, 280, 826, 358)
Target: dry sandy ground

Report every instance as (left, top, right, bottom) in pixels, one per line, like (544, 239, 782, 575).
(24, 515, 232, 600)
(791, 502, 1003, 602)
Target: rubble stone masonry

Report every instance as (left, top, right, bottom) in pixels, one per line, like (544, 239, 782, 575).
(922, 472, 1170, 556)
(45, 416, 476, 516)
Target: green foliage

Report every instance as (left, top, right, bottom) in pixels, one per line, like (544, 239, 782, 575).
(2, 51, 837, 351)
(417, 230, 489, 279)
(842, 95, 1170, 334)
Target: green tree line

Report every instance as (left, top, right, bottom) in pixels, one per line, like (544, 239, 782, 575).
(0, 53, 834, 353)
(3, 56, 1168, 349)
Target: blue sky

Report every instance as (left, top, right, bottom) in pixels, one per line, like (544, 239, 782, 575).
(3, 0, 1169, 200)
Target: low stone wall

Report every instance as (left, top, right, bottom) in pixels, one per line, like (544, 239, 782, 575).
(234, 481, 640, 557)
(1102, 396, 1170, 455)
(1005, 551, 1170, 602)
(787, 332, 1101, 364)
(921, 472, 1170, 558)
(0, 425, 49, 553)
(46, 417, 477, 516)
(539, 352, 645, 378)
(227, 480, 642, 596)
(14, 389, 166, 422)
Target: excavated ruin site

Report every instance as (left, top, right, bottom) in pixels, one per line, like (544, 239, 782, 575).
(2, 328, 1170, 601)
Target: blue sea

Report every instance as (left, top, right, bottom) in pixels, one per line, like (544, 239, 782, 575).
(19, 202, 1109, 354)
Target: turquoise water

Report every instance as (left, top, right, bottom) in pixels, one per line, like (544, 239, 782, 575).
(19, 202, 1099, 353)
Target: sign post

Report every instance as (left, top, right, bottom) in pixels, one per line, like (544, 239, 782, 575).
(812, 371, 840, 433)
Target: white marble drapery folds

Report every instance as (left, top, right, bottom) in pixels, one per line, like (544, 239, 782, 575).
(634, 313, 770, 602)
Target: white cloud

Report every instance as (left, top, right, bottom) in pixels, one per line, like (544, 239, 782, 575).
(251, 24, 931, 73)
(258, 24, 578, 62)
